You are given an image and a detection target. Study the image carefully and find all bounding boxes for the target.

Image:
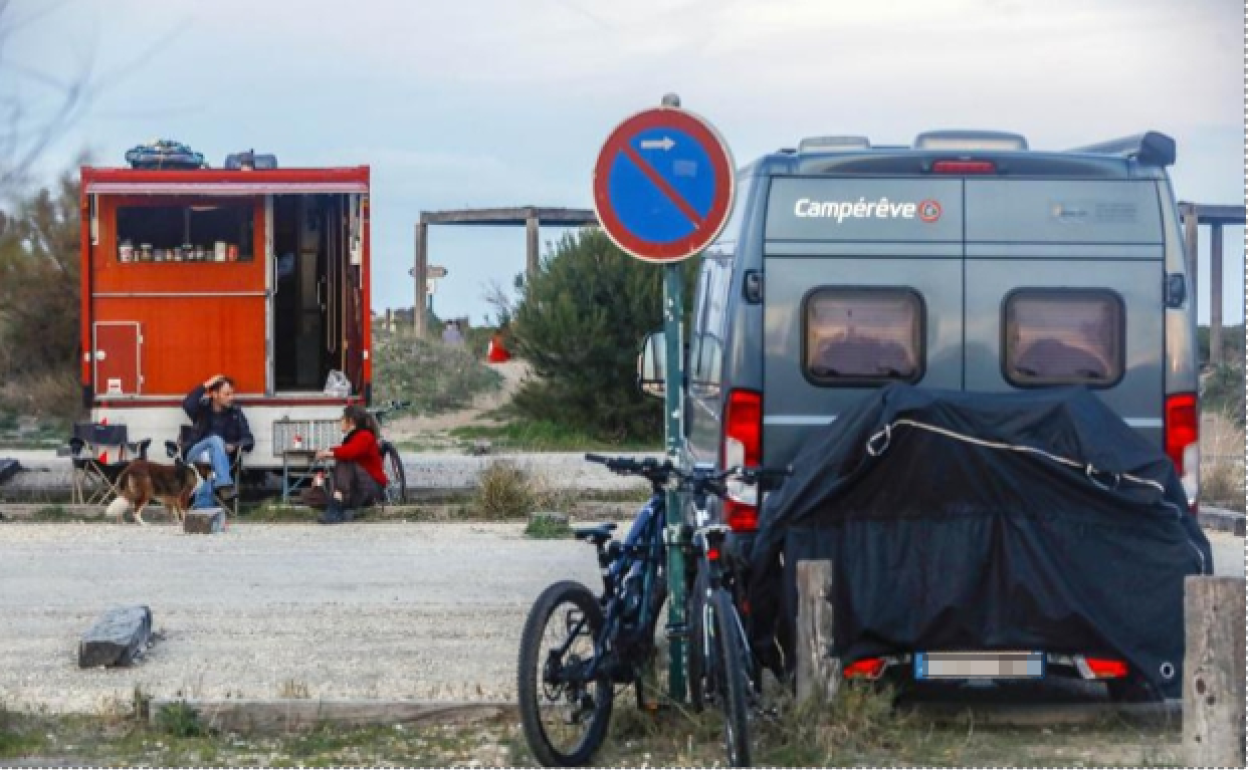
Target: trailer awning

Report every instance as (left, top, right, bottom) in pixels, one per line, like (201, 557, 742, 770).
(85, 181, 368, 195)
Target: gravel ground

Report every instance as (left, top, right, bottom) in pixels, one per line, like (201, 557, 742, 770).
(0, 521, 599, 713)
(0, 450, 651, 496)
(0, 521, 1240, 714)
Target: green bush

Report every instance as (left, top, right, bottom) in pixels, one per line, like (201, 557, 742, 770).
(0, 165, 84, 424)
(1197, 325, 1245, 365)
(371, 329, 501, 415)
(1203, 361, 1245, 427)
(511, 229, 695, 443)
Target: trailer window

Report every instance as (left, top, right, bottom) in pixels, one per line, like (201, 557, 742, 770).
(804, 288, 924, 385)
(115, 203, 254, 262)
(1003, 290, 1123, 387)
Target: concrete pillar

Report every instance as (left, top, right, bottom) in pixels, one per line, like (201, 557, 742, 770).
(414, 221, 428, 337)
(1182, 206, 1199, 324)
(526, 210, 540, 280)
(1210, 223, 1223, 365)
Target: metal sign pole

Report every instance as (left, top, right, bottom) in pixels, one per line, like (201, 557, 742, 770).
(591, 92, 733, 707)
(663, 262, 687, 703)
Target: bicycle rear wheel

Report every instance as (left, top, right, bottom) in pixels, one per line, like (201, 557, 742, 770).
(711, 588, 752, 767)
(518, 581, 613, 767)
(380, 442, 406, 504)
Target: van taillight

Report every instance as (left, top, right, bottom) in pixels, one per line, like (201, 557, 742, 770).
(723, 389, 762, 531)
(932, 160, 996, 174)
(1164, 393, 1199, 511)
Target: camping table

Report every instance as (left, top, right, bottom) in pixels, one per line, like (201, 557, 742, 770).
(281, 449, 329, 504)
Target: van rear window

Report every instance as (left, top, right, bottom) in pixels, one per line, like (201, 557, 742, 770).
(804, 288, 924, 385)
(1003, 290, 1124, 387)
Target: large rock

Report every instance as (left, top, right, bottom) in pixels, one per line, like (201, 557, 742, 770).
(78, 605, 152, 668)
(184, 507, 226, 534)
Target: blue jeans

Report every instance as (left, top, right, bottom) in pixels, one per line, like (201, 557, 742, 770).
(189, 435, 234, 510)
(188, 433, 233, 482)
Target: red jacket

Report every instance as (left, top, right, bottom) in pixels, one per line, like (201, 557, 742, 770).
(332, 428, 387, 486)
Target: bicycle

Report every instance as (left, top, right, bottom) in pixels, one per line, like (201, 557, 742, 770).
(681, 464, 790, 768)
(365, 400, 410, 504)
(517, 454, 787, 767)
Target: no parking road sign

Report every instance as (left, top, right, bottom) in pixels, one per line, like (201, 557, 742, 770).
(593, 107, 735, 262)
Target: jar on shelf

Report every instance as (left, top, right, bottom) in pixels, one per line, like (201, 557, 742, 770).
(139, 244, 153, 262)
(119, 240, 134, 263)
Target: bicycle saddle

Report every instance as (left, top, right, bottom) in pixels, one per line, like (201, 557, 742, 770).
(573, 522, 618, 545)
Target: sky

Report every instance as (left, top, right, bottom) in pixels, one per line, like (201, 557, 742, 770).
(4, 0, 1244, 324)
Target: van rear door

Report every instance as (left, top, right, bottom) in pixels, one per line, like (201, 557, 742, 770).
(762, 178, 965, 464)
(962, 180, 1165, 444)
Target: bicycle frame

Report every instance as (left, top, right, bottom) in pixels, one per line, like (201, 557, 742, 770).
(550, 489, 669, 686)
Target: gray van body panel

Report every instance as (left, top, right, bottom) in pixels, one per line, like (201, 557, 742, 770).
(683, 141, 1195, 487)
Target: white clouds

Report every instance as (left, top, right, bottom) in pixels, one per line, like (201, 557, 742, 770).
(4, 0, 1241, 320)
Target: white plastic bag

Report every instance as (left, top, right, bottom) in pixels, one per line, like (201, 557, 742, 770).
(323, 370, 352, 397)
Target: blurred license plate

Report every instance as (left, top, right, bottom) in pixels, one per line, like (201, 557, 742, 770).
(915, 651, 1044, 680)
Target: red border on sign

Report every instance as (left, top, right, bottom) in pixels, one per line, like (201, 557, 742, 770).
(592, 107, 735, 263)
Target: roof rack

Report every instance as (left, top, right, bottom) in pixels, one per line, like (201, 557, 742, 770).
(1068, 131, 1175, 167)
(798, 135, 871, 153)
(914, 130, 1028, 152)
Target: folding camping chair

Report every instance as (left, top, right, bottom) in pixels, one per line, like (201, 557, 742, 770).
(165, 425, 248, 515)
(69, 423, 151, 506)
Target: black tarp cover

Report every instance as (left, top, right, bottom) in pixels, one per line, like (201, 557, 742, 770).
(748, 384, 1211, 697)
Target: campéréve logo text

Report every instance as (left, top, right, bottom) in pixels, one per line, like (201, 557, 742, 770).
(794, 197, 942, 223)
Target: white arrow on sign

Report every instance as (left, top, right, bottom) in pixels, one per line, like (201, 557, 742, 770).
(639, 136, 676, 152)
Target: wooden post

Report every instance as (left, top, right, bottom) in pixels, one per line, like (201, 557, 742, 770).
(525, 210, 540, 280)
(414, 221, 429, 337)
(385, 308, 393, 333)
(1183, 576, 1246, 768)
(795, 560, 838, 704)
(1182, 205, 1199, 324)
(1209, 222, 1223, 365)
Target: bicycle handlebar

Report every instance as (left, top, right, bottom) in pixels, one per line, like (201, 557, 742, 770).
(369, 400, 412, 415)
(583, 453, 790, 492)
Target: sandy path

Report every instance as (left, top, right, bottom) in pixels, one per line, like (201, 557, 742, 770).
(384, 360, 530, 446)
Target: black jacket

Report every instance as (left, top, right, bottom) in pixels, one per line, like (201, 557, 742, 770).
(183, 385, 255, 451)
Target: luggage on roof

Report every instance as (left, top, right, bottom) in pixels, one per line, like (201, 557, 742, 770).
(124, 139, 205, 169)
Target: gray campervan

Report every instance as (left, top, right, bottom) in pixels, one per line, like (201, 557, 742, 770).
(640, 129, 1202, 691)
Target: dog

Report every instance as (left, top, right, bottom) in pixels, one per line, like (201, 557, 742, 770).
(105, 459, 203, 526)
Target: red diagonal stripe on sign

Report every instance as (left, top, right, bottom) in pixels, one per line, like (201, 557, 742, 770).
(620, 143, 704, 228)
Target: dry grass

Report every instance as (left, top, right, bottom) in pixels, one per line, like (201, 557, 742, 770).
(1201, 410, 1245, 511)
(278, 679, 311, 700)
(0, 370, 80, 419)
(472, 460, 572, 520)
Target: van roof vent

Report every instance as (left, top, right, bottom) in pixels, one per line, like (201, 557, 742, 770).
(914, 130, 1028, 152)
(798, 135, 871, 153)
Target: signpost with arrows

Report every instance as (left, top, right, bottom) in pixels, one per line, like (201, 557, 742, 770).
(592, 95, 735, 703)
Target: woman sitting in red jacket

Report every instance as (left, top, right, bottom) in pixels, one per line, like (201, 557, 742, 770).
(314, 405, 388, 524)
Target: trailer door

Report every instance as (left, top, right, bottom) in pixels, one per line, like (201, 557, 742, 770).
(93, 322, 142, 396)
(761, 178, 965, 464)
(963, 179, 1166, 444)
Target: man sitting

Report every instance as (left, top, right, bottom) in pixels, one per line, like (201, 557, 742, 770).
(184, 374, 253, 508)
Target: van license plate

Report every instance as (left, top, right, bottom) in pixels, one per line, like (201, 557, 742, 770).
(915, 651, 1044, 680)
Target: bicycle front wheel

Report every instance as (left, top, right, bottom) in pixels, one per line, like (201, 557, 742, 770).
(711, 588, 752, 767)
(518, 581, 613, 767)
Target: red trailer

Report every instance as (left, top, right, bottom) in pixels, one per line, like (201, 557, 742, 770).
(79, 164, 373, 471)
